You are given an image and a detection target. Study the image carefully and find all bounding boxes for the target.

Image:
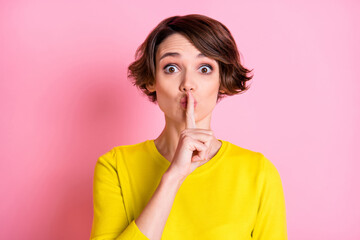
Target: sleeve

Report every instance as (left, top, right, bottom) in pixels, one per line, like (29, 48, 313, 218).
(251, 154, 288, 240)
(90, 149, 149, 240)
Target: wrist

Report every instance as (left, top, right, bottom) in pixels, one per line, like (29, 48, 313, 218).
(163, 168, 185, 186)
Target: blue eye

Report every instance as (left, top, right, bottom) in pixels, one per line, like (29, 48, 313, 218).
(199, 65, 212, 74)
(164, 64, 179, 74)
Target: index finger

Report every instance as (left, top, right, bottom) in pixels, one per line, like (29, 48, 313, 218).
(185, 91, 196, 129)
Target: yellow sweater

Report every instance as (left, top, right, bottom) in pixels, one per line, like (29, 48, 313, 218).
(90, 139, 287, 239)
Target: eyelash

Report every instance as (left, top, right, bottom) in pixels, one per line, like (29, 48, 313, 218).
(163, 64, 213, 75)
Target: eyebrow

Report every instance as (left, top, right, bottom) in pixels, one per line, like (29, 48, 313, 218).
(159, 52, 206, 61)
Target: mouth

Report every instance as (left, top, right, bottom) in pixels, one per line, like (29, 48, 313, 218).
(180, 97, 197, 109)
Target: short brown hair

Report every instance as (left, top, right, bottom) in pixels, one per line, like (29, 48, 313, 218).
(128, 14, 253, 103)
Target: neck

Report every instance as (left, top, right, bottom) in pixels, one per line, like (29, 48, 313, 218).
(154, 113, 215, 163)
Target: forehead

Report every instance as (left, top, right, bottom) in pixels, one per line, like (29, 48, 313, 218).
(156, 33, 201, 60)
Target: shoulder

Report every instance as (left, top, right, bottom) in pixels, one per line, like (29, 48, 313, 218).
(96, 140, 148, 166)
(223, 140, 279, 176)
(224, 141, 264, 165)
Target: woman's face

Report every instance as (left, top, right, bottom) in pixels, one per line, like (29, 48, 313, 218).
(148, 33, 221, 126)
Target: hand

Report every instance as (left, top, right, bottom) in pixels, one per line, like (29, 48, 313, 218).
(167, 90, 216, 182)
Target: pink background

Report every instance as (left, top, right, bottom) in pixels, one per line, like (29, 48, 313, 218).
(1, 0, 359, 239)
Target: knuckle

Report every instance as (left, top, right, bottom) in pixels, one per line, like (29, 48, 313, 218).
(180, 129, 188, 137)
(182, 135, 191, 143)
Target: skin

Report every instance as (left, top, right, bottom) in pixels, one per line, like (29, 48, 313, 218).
(146, 33, 223, 166)
(135, 33, 227, 239)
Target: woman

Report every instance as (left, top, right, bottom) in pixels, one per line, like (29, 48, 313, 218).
(90, 14, 287, 240)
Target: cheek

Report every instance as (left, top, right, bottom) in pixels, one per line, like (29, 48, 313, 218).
(204, 80, 221, 97)
(156, 81, 173, 99)
(155, 84, 176, 111)
(199, 83, 220, 109)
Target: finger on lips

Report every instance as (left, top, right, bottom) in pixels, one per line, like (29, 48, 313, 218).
(186, 91, 196, 129)
(185, 91, 211, 162)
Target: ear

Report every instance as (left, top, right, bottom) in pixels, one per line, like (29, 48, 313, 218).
(146, 82, 156, 93)
(218, 83, 226, 94)
(219, 87, 226, 94)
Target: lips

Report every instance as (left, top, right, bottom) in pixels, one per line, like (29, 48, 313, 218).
(180, 96, 197, 108)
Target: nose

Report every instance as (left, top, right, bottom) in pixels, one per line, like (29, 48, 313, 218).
(179, 70, 197, 92)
